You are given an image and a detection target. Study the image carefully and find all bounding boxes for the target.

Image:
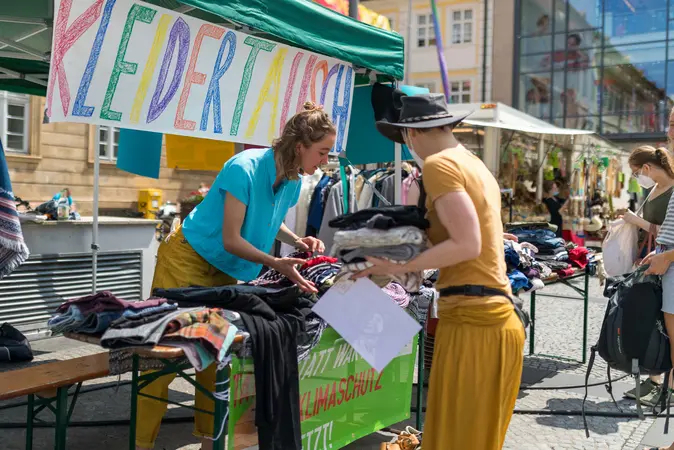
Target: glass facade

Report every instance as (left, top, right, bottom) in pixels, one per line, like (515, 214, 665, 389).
(516, 0, 674, 138)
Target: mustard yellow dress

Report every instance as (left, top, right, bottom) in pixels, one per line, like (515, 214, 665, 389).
(422, 148, 525, 450)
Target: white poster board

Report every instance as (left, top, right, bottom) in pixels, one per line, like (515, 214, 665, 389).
(312, 278, 421, 372)
(46, 0, 354, 153)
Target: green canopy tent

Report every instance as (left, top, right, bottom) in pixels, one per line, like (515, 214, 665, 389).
(0, 0, 404, 95)
(0, 0, 405, 292)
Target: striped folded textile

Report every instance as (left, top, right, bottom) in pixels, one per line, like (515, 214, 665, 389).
(0, 139, 29, 279)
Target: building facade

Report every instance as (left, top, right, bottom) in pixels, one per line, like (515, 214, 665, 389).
(511, 0, 673, 144)
(1, 94, 218, 215)
(362, 0, 494, 104)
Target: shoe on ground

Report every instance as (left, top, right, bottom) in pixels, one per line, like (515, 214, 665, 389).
(624, 378, 659, 400)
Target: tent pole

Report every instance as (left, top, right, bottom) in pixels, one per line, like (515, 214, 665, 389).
(91, 145, 100, 294)
(394, 143, 402, 204)
(536, 135, 546, 204)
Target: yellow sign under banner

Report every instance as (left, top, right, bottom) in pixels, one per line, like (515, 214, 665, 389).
(165, 135, 235, 171)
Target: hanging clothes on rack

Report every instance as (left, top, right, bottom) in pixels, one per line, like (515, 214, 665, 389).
(280, 169, 324, 256)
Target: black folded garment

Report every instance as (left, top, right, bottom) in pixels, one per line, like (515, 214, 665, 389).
(328, 205, 429, 230)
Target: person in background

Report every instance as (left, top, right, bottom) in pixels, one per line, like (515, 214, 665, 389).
(134, 102, 334, 450)
(360, 93, 524, 450)
(638, 148, 674, 450)
(53, 188, 75, 212)
(621, 146, 674, 406)
(542, 180, 567, 237)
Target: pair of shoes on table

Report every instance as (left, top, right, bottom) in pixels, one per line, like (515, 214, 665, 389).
(380, 427, 421, 450)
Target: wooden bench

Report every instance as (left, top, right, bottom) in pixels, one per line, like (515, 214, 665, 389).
(0, 352, 110, 450)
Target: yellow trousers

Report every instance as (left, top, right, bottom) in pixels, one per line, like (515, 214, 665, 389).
(422, 299, 525, 450)
(136, 226, 236, 448)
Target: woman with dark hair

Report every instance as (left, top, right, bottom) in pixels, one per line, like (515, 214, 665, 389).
(134, 102, 336, 450)
(541, 180, 567, 237)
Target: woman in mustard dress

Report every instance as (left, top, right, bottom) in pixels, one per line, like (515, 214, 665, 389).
(358, 93, 525, 449)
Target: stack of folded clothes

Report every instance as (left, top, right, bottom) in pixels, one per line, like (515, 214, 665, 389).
(48, 291, 178, 335)
(504, 239, 545, 294)
(327, 206, 430, 292)
(507, 223, 595, 278)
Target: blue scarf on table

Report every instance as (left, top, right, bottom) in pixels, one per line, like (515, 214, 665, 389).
(0, 139, 29, 278)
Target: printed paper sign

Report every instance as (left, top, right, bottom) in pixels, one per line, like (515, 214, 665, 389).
(46, 0, 354, 152)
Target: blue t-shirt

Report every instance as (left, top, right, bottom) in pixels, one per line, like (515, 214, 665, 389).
(53, 193, 73, 206)
(182, 148, 301, 282)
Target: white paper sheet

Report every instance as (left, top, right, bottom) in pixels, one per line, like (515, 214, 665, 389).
(312, 278, 421, 372)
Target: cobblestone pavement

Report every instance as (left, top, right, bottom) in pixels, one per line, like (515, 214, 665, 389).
(1, 277, 671, 449)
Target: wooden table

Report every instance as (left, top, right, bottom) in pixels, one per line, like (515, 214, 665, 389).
(65, 332, 244, 450)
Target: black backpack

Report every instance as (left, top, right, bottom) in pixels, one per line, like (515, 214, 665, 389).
(583, 266, 671, 435)
(0, 323, 33, 362)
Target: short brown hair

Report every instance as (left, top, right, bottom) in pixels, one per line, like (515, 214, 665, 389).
(628, 145, 674, 178)
(272, 102, 336, 180)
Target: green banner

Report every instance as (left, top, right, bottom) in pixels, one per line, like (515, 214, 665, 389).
(228, 327, 418, 450)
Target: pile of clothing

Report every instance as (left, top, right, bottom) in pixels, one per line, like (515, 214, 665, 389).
(49, 291, 179, 335)
(252, 251, 341, 293)
(504, 239, 546, 295)
(507, 223, 594, 278)
(328, 206, 429, 292)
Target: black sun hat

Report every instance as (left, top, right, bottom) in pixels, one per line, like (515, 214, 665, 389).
(371, 83, 472, 144)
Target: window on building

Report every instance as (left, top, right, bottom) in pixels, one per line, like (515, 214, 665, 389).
(451, 9, 473, 44)
(416, 82, 437, 92)
(450, 80, 472, 104)
(0, 91, 30, 154)
(417, 14, 436, 48)
(97, 126, 119, 161)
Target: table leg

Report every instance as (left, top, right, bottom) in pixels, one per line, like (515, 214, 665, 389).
(26, 394, 34, 450)
(212, 365, 229, 450)
(129, 353, 139, 450)
(582, 269, 590, 364)
(529, 290, 536, 355)
(54, 386, 68, 450)
(416, 329, 425, 431)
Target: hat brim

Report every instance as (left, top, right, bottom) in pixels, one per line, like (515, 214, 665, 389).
(375, 111, 473, 144)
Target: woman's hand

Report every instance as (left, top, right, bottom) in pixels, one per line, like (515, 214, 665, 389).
(621, 210, 639, 225)
(294, 236, 325, 253)
(352, 257, 406, 279)
(504, 233, 519, 242)
(272, 257, 318, 293)
(643, 252, 672, 276)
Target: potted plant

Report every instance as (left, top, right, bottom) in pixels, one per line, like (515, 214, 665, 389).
(180, 191, 205, 219)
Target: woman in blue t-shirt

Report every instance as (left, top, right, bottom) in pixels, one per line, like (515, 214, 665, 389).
(134, 102, 336, 450)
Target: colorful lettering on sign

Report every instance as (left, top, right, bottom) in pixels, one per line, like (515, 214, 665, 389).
(245, 48, 288, 141)
(229, 36, 276, 136)
(72, 0, 117, 117)
(146, 17, 191, 124)
(279, 52, 304, 134)
(332, 66, 353, 153)
(130, 14, 171, 124)
(46, 0, 105, 117)
(200, 31, 237, 134)
(296, 55, 317, 114)
(100, 4, 157, 122)
(320, 63, 341, 106)
(174, 24, 225, 131)
(310, 60, 328, 104)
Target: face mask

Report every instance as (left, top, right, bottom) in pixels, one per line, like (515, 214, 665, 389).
(403, 130, 424, 168)
(637, 174, 655, 189)
(552, 190, 559, 197)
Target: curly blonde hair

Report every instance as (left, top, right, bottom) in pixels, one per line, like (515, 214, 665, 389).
(273, 102, 336, 180)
